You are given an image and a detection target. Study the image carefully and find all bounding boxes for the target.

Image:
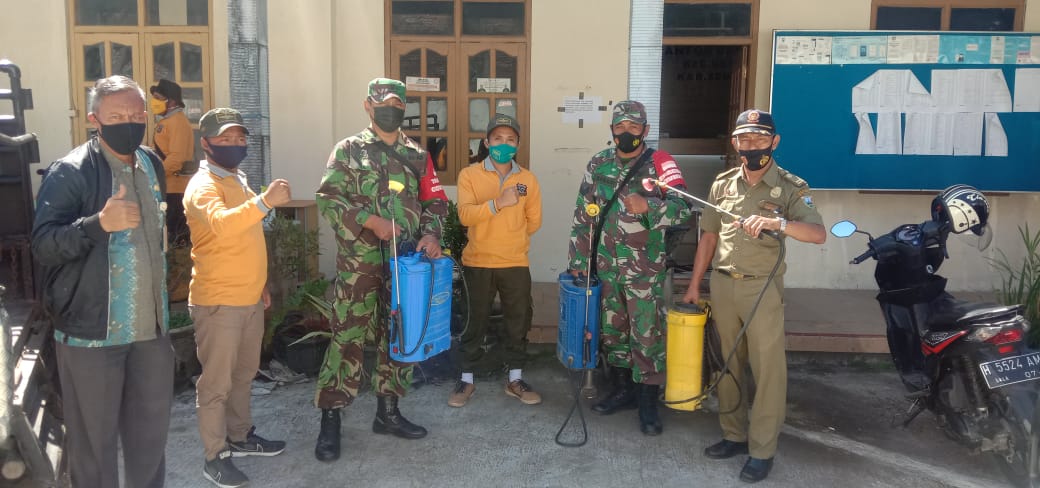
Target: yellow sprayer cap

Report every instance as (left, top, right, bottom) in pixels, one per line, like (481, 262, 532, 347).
(388, 180, 405, 194)
(585, 203, 600, 217)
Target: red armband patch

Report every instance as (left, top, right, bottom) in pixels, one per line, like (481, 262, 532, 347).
(419, 154, 448, 201)
(653, 151, 686, 192)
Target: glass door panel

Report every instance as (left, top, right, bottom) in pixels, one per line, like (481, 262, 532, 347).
(391, 41, 458, 182)
(461, 43, 527, 168)
(144, 33, 210, 154)
(71, 33, 142, 145)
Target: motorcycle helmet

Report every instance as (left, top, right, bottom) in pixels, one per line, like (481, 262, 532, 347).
(931, 184, 989, 236)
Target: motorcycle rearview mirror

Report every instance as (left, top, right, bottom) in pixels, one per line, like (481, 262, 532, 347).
(831, 220, 875, 241)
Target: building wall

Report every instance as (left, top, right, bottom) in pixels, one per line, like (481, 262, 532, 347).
(526, 0, 632, 283)
(0, 0, 73, 194)
(267, 0, 386, 276)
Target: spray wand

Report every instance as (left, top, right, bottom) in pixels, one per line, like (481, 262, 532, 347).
(388, 180, 405, 328)
(556, 202, 602, 447)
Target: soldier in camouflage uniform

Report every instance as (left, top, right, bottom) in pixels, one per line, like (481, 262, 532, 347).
(568, 100, 692, 436)
(313, 78, 448, 462)
(683, 110, 825, 483)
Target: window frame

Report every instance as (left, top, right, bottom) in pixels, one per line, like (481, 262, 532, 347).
(870, 0, 1025, 31)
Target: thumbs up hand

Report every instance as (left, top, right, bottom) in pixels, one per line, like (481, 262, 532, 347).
(99, 184, 141, 232)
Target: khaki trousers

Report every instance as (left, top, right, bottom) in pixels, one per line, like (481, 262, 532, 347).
(190, 301, 264, 460)
(710, 272, 787, 459)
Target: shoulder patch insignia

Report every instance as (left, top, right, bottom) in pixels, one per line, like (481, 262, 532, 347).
(802, 195, 815, 208)
(779, 168, 807, 188)
(717, 166, 741, 180)
(155, 125, 163, 134)
(796, 187, 811, 198)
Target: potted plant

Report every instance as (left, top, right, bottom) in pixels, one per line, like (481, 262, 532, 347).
(990, 224, 1040, 345)
(269, 278, 332, 375)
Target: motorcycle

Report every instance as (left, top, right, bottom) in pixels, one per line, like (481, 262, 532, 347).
(831, 209, 1040, 487)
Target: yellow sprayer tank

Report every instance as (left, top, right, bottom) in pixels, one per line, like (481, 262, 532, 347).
(665, 302, 709, 411)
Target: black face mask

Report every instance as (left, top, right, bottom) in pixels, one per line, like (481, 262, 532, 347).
(372, 106, 405, 133)
(205, 143, 248, 170)
(613, 131, 644, 154)
(739, 147, 773, 171)
(98, 122, 146, 155)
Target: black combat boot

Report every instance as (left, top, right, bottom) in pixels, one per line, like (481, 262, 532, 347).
(638, 384, 662, 436)
(373, 396, 428, 439)
(591, 367, 638, 415)
(314, 408, 341, 462)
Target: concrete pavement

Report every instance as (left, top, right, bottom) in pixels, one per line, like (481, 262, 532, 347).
(158, 348, 1010, 488)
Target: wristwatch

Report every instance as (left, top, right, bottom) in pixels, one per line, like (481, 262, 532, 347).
(778, 217, 788, 233)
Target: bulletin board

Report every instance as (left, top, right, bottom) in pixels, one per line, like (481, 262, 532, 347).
(769, 30, 1040, 192)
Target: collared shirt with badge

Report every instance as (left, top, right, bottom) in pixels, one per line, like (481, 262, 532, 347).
(700, 161, 823, 277)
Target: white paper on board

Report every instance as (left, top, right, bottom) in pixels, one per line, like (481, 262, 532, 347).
(875, 111, 902, 154)
(852, 73, 880, 113)
(952, 112, 983, 156)
(1013, 68, 1040, 112)
(854, 112, 877, 154)
(930, 70, 957, 112)
(984, 113, 1009, 157)
(904, 112, 954, 155)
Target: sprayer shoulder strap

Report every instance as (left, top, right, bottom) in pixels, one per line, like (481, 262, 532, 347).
(589, 148, 654, 276)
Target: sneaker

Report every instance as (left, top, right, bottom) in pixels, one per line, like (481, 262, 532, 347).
(203, 449, 248, 488)
(448, 381, 476, 407)
(505, 379, 542, 405)
(228, 426, 286, 457)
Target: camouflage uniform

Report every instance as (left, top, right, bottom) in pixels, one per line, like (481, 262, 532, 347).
(567, 132, 692, 385)
(315, 128, 447, 409)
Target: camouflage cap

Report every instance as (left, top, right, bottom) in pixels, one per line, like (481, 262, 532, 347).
(199, 107, 249, 137)
(486, 113, 520, 138)
(368, 77, 406, 103)
(732, 109, 776, 136)
(611, 100, 647, 126)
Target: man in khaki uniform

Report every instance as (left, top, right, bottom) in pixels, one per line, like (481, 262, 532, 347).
(683, 109, 825, 483)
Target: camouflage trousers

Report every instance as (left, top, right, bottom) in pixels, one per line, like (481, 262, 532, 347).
(314, 258, 413, 409)
(600, 273, 667, 385)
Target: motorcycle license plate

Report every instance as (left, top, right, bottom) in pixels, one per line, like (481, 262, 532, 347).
(979, 352, 1040, 389)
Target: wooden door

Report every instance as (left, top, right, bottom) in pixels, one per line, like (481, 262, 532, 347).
(71, 33, 142, 144)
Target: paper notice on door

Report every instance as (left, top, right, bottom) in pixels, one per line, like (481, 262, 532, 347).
(854, 112, 877, 154)
(984, 113, 1009, 157)
(953, 112, 984, 156)
(405, 76, 441, 92)
(875, 111, 902, 154)
(1013, 68, 1040, 112)
(476, 78, 511, 93)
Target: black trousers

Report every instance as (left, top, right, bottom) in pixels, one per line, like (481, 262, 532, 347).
(460, 266, 533, 372)
(56, 336, 174, 488)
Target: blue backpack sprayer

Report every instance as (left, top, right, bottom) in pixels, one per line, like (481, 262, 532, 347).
(384, 180, 452, 363)
(554, 202, 602, 447)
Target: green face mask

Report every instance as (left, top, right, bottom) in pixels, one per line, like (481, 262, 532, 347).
(488, 143, 517, 164)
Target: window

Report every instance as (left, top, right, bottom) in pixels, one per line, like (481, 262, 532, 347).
(663, 3, 752, 37)
(872, 1, 1023, 31)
